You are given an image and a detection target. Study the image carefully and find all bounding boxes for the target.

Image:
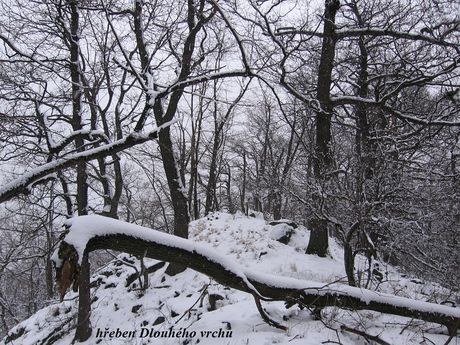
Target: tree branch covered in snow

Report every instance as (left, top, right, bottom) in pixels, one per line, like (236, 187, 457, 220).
(0, 120, 176, 204)
(54, 215, 460, 335)
(276, 27, 459, 52)
(331, 96, 460, 127)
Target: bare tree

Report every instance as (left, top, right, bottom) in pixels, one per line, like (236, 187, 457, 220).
(235, 0, 460, 262)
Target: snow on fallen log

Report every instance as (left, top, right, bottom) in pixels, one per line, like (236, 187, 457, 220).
(53, 215, 460, 335)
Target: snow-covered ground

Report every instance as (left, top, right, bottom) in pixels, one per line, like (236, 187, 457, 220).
(2, 212, 459, 345)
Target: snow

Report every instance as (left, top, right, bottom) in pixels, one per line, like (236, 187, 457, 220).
(267, 223, 292, 241)
(3, 212, 459, 345)
(146, 70, 159, 104)
(50, 247, 62, 268)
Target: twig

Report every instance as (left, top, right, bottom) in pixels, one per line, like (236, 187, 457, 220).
(253, 295, 287, 331)
(175, 283, 210, 324)
(443, 321, 459, 345)
(340, 325, 391, 345)
(125, 261, 166, 286)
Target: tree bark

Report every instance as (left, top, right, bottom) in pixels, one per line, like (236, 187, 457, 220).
(67, 0, 91, 341)
(240, 151, 247, 214)
(204, 128, 220, 215)
(272, 191, 282, 220)
(306, 0, 340, 257)
(188, 88, 204, 220)
(313, 0, 339, 177)
(73, 252, 91, 341)
(157, 127, 190, 239)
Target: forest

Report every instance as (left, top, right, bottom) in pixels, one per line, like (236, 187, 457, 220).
(0, 0, 459, 344)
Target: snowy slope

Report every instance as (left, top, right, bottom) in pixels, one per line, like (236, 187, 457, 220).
(2, 212, 459, 345)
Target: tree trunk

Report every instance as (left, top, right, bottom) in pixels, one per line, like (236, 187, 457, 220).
(306, 218, 329, 256)
(205, 130, 220, 215)
(45, 256, 54, 298)
(67, 0, 91, 340)
(226, 164, 236, 214)
(306, 0, 340, 257)
(313, 0, 339, 177)
(132, 0, 191, 242)
(240, 151, 247, 213)
(343, 222, 360, 287)
(347, 1, 378, 287)
(157, 127, 190, 239)
(188, 89, 204, 220)
(74, 252, 91, 341)
(272, 191, 282, 220)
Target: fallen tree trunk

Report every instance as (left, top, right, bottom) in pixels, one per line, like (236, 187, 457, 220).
(54, 215, 460, 336)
